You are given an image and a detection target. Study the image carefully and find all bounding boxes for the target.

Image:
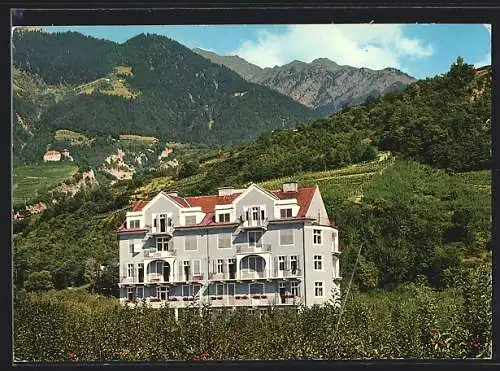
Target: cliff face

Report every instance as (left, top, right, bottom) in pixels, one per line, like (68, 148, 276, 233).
(193, 49, 417, 115)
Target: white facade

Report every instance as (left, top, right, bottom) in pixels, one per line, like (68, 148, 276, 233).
(117, 183, 341, 309)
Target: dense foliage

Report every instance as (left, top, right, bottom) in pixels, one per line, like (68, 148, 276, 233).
(14, 186, 128, 291)
(13, 30, 316, 149)
(13, 264, 491, 361)
(193, 58, 490, 192)
(12, 30, 121, 85)
(324, 160, 491, 289)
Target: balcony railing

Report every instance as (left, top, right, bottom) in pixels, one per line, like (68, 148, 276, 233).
(275, 268, 301, 278)
(239, 218, 269, 229)
(209, 272, 237, 280)
(124, 294, 303, 309)
(143, 248, 176, 259)
(238, 269, 274, 280)
(235, 243, 271, 254)
(150, 225, 175, 235)
(120, 276, 135, 284)
(147, 273, 164, 283)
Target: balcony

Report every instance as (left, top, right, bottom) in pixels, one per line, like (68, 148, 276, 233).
(275, 268, 302, 279)
(143, 248, 176, 259)
(238, 268, 273, 280)
(209, 272, 237, 281)
(127, 294, 303, 309)
(149, 225, 175, 236)
(235, 243, 271, 254)
(239, 218, 268, 230)
(120, 276, 135, 285)
(147, 273, 164, 283)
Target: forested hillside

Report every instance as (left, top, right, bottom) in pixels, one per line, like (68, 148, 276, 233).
(12, 30, 316, 148)
(12, 56, 492, 360)
(188, 58, 490, 194)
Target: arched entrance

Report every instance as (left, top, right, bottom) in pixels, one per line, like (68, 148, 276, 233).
(239, 255, 266, 279)
(147, 260, 171, 282)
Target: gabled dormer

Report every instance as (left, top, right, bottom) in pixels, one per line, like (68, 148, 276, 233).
(233, 184, 278, 228)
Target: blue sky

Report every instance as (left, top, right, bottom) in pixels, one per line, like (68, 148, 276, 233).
(41, 24, 491, 79)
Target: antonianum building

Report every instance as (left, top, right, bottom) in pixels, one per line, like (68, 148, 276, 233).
(117, 183, 341, 310)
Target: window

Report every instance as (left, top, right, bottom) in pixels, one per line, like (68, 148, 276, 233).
(313, 229, 322, 245)
(314, 255, 323, 271)
(127, 263, 134, 278)
(290, 255, 298, 273)
(192, 260, 201, 275)
(185, 235, 198, 251)
(182, 285, 192, 296)
(280, 229, 294, 245)
(216, 284, 224, 296)
(291, 282, 299, 296)
(156, 214, 170, 232)
(183, 261, 190, 280)
(137, 263, 144, 283)
(128, 240, 134, 254)
(218, 234, 231, 249)
(249, 283, 264, 295)
(193, 284, 201, 296)
(127, 287, 135, 300)
(248, 231, 263, 246)
(252, 207, 260, 221)
(136, 286, 144, 299)
(225, 283, 235, 296)
(218, 213, 230, 223)
(314, 282, 324, 297)
(278, 256, 286, 271)
(128, 219, 140, 229)
(241, 256, 264, 271)
(185, 215, 197, 225)
(280, 208, 293, 218)
(157, 286, 169, 300)
(156, 237, 169, 251)
(228, 258, 236, 279)
(217, 259, 224, 274)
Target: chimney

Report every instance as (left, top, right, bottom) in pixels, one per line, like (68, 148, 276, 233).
(167, 190, 178, 197)
(218, 187, 234, 197)
(282, 182, 298, 192)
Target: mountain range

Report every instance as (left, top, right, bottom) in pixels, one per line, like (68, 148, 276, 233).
(193, 48, 416, 115)
(12, 29, 418, 167)
(12, 29, 314, 157)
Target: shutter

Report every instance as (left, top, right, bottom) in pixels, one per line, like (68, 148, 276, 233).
(273, 256, 279, 276)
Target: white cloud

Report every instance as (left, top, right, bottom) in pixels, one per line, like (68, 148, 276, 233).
(231, 24, 433, 71)
(474, 53, 491, 68)
(474, 24, 491, 67)
(483, 24, 491, 36)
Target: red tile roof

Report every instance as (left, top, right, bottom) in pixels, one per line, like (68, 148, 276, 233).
(44, 150, 61, 156)
(125, 186, 334, 227)
(184, 194, 241, 213)
(272, 187, 316, 218)
(169, 195, 191, 208)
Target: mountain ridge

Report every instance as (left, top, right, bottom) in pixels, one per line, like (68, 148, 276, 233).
(12, 30, 317, 163)
(192, 47, 416, 115)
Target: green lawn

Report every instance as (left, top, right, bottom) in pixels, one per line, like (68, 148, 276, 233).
(13, 163, 78, 207)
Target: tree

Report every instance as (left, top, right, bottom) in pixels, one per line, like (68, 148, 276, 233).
(24, 270, 54, 292)
(357, 256, 380, 291)
(178, 161, 199, 179)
